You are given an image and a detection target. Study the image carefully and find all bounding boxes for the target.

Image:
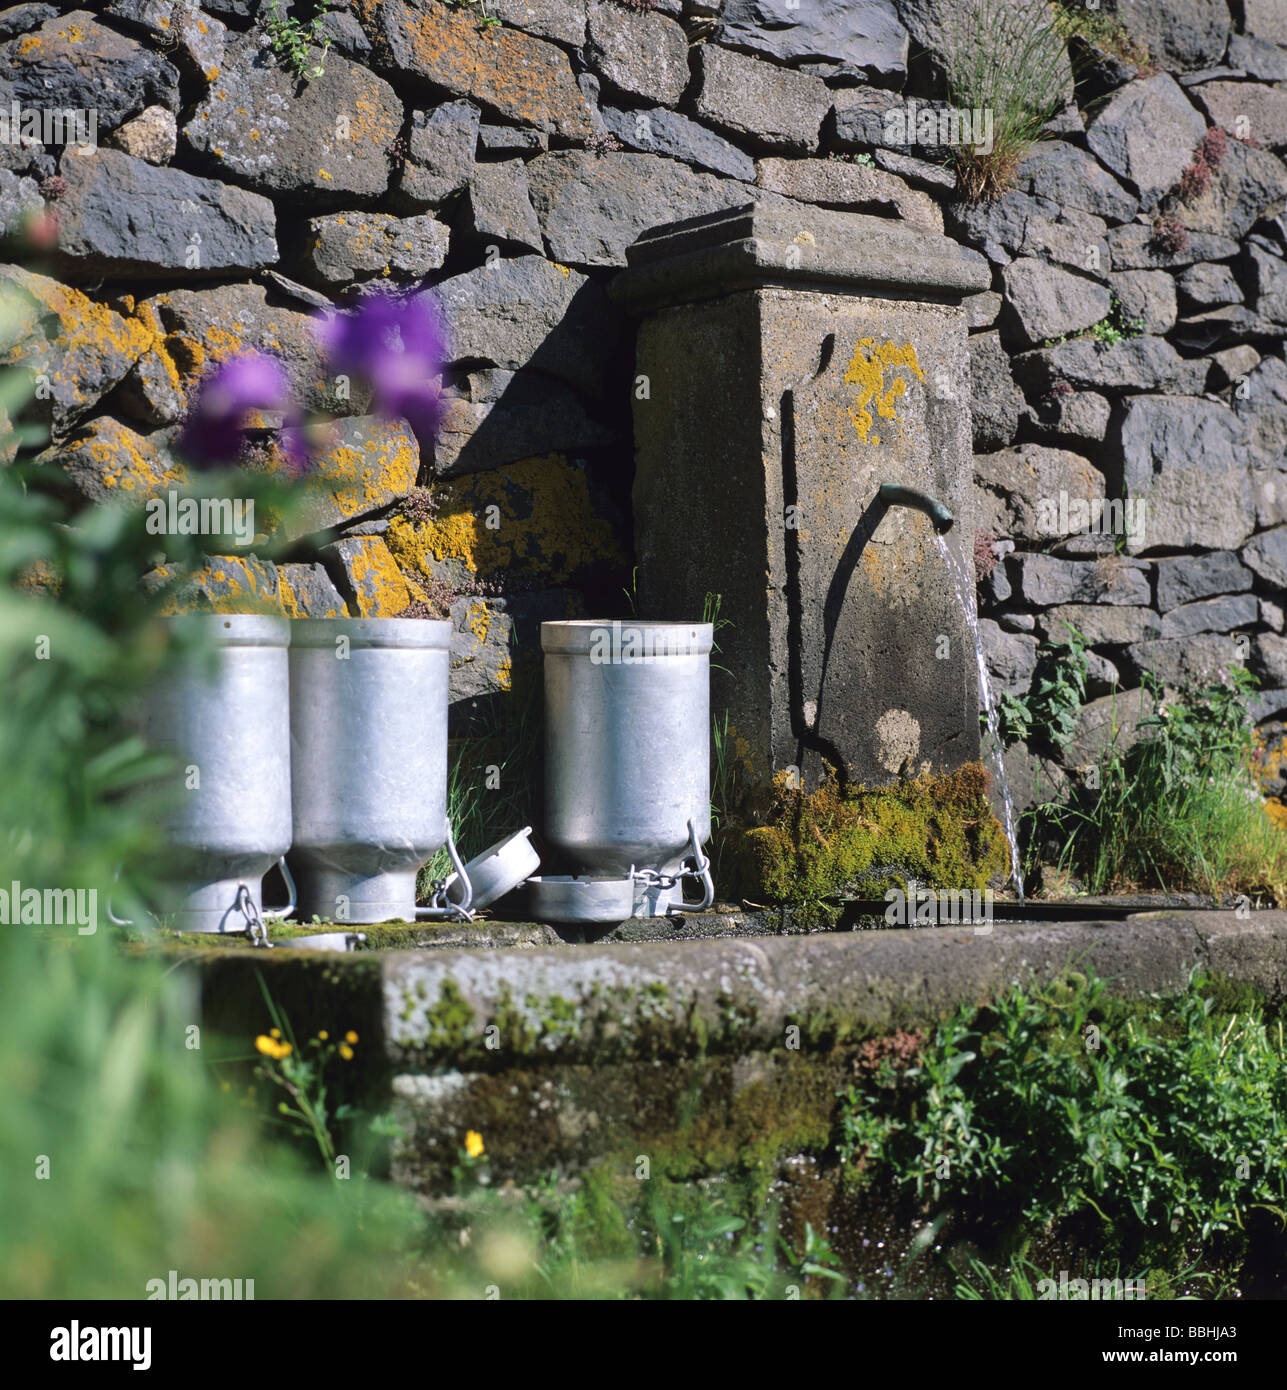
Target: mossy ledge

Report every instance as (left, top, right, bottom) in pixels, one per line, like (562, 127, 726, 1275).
(721, 762, 1011, 914)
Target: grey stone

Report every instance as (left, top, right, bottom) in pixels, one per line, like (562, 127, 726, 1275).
(756, 157, 942, 232)
(118, 343, 185, 428)
(611, 201, 990, 313)
(600, 106, 756, 182)
(356, 0, 594, 140)
(1026, 388, 1112, 446)
(1106, 268, 1177, 335)
(48, 416, 181, 505)
(1159, 592, 1260, 638)
(694, 44, 830, 154)
(0, 263, 148, 434)
(0, 5, 57, 40)
(1113, 0, 1231, 71)
(1084, 650, 1122, 694)
(1245, 0, 1287, 44)
(0, 9, 179, 130)
(829, 87, 903, 151)
(1241, 243, 1287, 325)
(1121, 634, 1249, 686)
(1040, 604, 1162, 647)
(893, 0, 1073, 100)
(1210, 344, 1261, 389)
(434, 254, 624, 398)
(1171, 305, 1277, 352)
(1013, 553, 1151, 607)
(1177, 260, 1244, 308)
(108, 104, 176, 165)
(1013, 335, 1207, 395)
(998, 610, 1034, 633)
(140, 279, 355, 418)
(716, 0, 908, 80)
(462, 160, 543, 253)
(1107, 221, 1240, 270)
(525, 150, 761, 268)
(434, 367, 618, 478)
(1115, 395, 1255, 553)
(0, 167, 41, 238)
(1176, 136, 1287, 242)
(487, 0, 589, 48)
(183, 33, 401, 203)
(982, 557, 1012, 605)
(979, 618, 1037, 695)
(1254, 634, 1287, 687)
(1226, 34, 1287, 83)
(478, 124, 548, 155)
(1063, 688, 1156, 768)
(619, 203, 981, 790)
(278, 563, 348, 619)
(301, 211, 449, 287)
(872, 148, 957, 193)
(587, 2, 688, 105)
(1085, 74, 1206, 211)
(103, 0, 226, 88)
(974, 443, 1106, 543)
(51, 147, 277, 280)
(1015, 140, 1139, 224)
(318, 9, 371, 59)
(964, 290, 1001, 330)
(969, 332, 1023, 451)
(1194, 80, 1287, 152)
(1243, 527, 1287, 590)
(1155, 551, 1255, 611)
(1260, 597, 1285, 632)
(398, 101, 481, 212)
(1002, 258, 1112, 347)
(947, 190, 1109, 276)
(1233, 354, 1287, 483)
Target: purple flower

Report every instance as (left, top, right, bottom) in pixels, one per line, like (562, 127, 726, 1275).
(315, 293, 448, 443)
(177, 354, 303, 469)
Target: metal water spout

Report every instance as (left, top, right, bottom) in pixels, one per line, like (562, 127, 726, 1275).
(878, 483, 955, 535)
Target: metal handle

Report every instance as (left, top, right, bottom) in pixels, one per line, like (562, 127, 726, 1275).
(415, 820, 475, 922)
(666, 819, 715, 915)
(260, 856, 297, 921)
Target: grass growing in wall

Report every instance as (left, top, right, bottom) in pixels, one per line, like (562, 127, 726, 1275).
(943, 0, 1069, 200)
(419, 673, 543, 895)
(1038, 669, 1287, 904)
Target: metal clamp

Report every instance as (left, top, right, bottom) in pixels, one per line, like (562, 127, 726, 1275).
(666, 819, 715, 915)
(415, 820, 476, 922)
(261, 856, 296, 921)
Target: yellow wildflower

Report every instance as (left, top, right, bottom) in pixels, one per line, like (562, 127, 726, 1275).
(465, 1130, 485, 1159)
(338, 1043, 353, 1061)
(318, 1030, 329, 1041)
(345, 1030, 359, 1044)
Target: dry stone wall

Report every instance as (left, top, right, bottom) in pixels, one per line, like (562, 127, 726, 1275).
(1, 0, 1285, 799)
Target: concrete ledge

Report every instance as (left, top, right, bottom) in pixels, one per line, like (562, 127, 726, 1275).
(185, 912, 1287, 1189)
(190, 911, 1287, 1071)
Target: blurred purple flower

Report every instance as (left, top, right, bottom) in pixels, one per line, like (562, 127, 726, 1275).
(315, 292, 448, 443)
(178, 353, 307, 471)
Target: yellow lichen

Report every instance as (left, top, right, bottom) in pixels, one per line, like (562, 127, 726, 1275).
(384, 453, 623, 589)
(843, 338, 925, 446)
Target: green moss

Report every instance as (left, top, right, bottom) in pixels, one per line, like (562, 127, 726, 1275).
(721, 762, 1010, 910)
(422, 978, 477, 1051)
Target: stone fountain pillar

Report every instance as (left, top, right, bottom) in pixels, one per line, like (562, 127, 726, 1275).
(611, 203, 991, 798)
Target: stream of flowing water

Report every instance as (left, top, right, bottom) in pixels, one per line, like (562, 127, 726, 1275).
(935, 534, 1025, 903)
